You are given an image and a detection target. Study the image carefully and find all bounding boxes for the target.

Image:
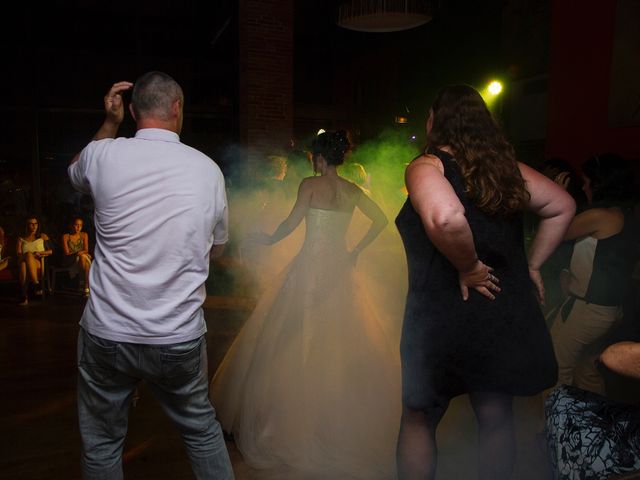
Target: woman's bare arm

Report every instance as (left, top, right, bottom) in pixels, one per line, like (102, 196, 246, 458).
(39, 234, 53, 256)
(351, 188, 388, 257)
(519, 162, 576, 304)
(601, 342, 640, 380)
(253, 178, 313, 245)
(82, 232, 90, 255)
(564, 208, 623, 241)
(407, 155, 499, 301)
(62, 234, 71, 256)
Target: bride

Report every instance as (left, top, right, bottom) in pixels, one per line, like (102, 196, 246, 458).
(210, 131, 401, 479)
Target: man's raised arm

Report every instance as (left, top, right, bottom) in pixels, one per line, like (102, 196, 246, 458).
(70, 81, 133, 166)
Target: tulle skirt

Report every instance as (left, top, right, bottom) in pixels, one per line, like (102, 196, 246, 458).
(210, 251, 401, 479)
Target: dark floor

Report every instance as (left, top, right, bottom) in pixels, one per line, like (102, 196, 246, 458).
(0, 292, 253, 480)
(0, 290, 591, 480)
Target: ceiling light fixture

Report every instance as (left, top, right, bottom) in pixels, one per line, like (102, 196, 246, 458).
(337, 0, 434, 33)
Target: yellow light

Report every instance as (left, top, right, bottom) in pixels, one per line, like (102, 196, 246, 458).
(395, 116, 408, 124)
(488, 81, 502, 95)
(317, 129, 326, 136)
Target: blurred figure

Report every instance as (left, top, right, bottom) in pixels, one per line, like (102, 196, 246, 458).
(550, 153, 638, 395)
(237, 153, 294, 292)
(341, 161, 371, 195)
(545, 341, 640, 480)
(256, 154, 289, 210)
(265, 154, 288, 181)
(539, 158, 587, 315)
(282, 140, 311, 198)
(0, 226, 8, 272)
(61, 217, 92, 296)
(395, 85, 575, 480)
(211, 130, 400, 479)
(541, 157, 588, 212)
(17, 215, 52, 305)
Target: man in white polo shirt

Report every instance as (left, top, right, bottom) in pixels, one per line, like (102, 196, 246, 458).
(68, 71, 234, 479)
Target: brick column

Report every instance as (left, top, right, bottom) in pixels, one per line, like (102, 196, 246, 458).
(238, 0, 293, 164)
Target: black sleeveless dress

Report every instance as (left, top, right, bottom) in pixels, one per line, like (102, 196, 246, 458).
(395, 149, 557, 410)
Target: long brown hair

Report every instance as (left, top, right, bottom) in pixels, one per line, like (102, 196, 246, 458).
(427, 85, 529, 215)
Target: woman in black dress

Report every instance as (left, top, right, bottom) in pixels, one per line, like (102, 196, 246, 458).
(395, 85, 576, 479)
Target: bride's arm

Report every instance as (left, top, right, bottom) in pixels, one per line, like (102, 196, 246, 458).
(253, 178, 313, 245)
(351, 188, 388, 258)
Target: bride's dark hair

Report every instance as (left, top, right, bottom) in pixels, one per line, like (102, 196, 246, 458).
(311, 130, 351, 166)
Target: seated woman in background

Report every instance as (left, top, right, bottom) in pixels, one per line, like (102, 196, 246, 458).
(545, 341, 640, 480)
(61, 216, 92, 296)
(17, 215, 52, 305)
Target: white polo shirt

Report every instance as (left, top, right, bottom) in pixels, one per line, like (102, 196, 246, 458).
(68, 128, 228, 344)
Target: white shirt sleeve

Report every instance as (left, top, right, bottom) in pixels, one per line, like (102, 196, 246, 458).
(68, 140, 111, 194)
(212, 183, 229, 245)
(67, 141, 96, 193)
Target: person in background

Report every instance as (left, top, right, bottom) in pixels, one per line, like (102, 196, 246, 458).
(541, 158, 588, 214)
(68, 72, 234, 479)
(549, 153, 638, 395)
(342, 161, 371, 195)
(0, 226, 8, 272)
(545, 340, 640, 480)
(539, 158, 589, 315)
(211, 130, 400, 480)
(17, 215, 52, 305)
(61, 216, 92, 296)
(395, 85, 575, 480)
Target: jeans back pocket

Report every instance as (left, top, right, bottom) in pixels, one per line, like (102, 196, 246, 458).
(159, 337, 203, 388)
(79, 330, 119, 383)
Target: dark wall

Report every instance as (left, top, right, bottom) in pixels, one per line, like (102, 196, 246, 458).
(546, 0, 640, 167)
(0, 2, 238, 229)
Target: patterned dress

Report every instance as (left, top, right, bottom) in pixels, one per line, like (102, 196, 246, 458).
(545, 385, 640, 479)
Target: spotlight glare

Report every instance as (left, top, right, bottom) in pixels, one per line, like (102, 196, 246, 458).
(317, 128, 326, 136)
(488, 81, 503, 95)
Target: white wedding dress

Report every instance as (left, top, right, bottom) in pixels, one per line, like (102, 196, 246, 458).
(211, 207, 401, 479)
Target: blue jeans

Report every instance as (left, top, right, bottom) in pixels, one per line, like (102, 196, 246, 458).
(77, 328, 234, 480)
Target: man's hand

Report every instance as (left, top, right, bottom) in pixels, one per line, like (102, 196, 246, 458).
(104, 81, 133, 125)
(70, 81, 134, 165)
(91, 81, 134, 142)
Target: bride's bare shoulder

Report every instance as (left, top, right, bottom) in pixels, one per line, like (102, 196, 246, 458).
(299, 176, 319, 186)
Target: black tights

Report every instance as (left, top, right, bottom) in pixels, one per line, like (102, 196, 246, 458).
(397, 392, 515, 480)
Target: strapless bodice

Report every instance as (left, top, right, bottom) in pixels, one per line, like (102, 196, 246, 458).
(301, 208, 352, 256)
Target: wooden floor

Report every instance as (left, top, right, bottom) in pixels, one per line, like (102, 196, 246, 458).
(0, 292, 556, 480)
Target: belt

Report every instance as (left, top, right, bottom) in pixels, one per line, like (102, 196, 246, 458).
(560, 294, 587, 323)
